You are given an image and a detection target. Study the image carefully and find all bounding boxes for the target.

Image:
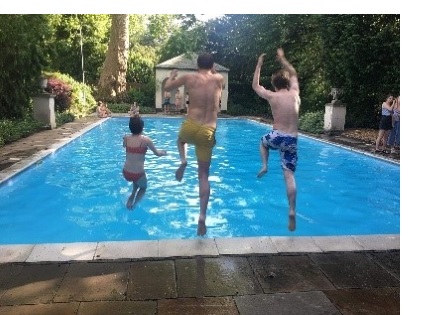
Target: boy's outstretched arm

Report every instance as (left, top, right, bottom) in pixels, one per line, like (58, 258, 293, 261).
(252, 53, 268, 99)
(277, 48, 299, 94)
(276, 48, 297, 77)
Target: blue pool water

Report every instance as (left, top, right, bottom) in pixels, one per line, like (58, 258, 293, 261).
(0, 117, 400, 244)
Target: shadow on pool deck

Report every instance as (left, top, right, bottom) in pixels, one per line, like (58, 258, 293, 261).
(0, 114, 400, 315)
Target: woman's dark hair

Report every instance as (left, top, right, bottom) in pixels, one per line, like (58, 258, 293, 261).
(129, 116, 144, 135)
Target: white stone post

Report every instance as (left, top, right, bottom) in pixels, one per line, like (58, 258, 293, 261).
(33, 93, 56, 129)
(324, 101, 347, 134)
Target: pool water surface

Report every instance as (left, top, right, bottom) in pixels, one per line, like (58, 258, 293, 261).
(0, 117, 400, 244)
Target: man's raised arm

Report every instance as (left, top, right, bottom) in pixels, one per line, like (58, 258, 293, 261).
(276, 48, 297, 77)
(252, 53, 266, 97)
(277, 48, 299, 93)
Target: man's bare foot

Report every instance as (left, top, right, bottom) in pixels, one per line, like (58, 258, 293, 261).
(257, 166, 267, 178)
(288, 214, 296, 231)
(197, 219, 207, 236)
(175, 161, 188, 181)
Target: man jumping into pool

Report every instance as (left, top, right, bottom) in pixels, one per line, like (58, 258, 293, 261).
(252, 48, 300, 232)
(164, 52, 224, 236)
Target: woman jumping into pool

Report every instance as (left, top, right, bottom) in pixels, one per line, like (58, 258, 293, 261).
(252, 47, 300, 232)
(122, 116, 167, 210)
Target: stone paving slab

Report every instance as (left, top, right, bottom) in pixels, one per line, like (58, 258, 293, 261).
(309, 252, 400, 289)
(248, 255, 336, 293)
(0, 263, 68, 305)
(77, 301, 157, 315)
(175, 256, 263, 297)
(0, 302, 80, 315)
(234, 291, 342, 315)
(54, 262, 128, 302)
(323, 287, 400, 315)
(128, 260, 176, 300)
(157, 297, 239, 315)
(369, 250, 400, 279)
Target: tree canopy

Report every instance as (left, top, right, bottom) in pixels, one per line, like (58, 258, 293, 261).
(0, 14, 399, 128)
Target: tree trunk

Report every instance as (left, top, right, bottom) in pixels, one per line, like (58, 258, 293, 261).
(97, 14, 129, 101)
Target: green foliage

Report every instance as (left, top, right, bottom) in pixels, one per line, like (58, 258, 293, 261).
(0, 14, 51, 119)
(127, 81, 156, 107)
(0, 115, 45, 147)
(45, 72, 96, 118)
(106, 103, 156, 114)
(55, 112, 75, 126)
(203, 14, 399, 128)
(226, 100, 272, 119)
(45, 14, 111, 85)
(298, 110, 324, 134)
(127, 44, 156, 84)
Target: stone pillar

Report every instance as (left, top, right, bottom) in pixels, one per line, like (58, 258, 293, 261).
(33, 93, 56, 129)
(324, 100, 347, 135)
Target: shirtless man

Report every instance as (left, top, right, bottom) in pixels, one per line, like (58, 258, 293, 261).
(252, 48, 300, 232)
(164, 53, 224, 236)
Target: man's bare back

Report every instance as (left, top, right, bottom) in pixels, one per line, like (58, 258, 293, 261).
(166, 69, 223, 129)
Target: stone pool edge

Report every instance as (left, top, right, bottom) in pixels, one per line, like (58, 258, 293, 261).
(0, 234, 399, 263)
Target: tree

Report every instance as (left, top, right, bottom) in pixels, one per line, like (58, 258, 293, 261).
(97, 14, 129, 101)
(0, 14, 50, 119)
(46, 14, 111, 85)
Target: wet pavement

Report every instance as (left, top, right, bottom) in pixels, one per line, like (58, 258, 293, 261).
(0, 251, 399, 315)
(0, 114, 400, 314)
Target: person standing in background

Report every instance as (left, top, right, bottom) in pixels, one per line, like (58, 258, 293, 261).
(375, 94, 395, 153)
(387, 95, 400, 154)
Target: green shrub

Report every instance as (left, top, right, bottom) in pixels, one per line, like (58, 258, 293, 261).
(299, 110, 324, 134)
(0, 115, 45, 147)
(105, 103, 157, 115)
(44, 72, 96, 118)
(106, 103, 130, 113)
(56, 112, 75, 126)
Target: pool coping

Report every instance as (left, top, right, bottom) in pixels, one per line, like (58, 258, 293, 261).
(0, 116, 400, 263)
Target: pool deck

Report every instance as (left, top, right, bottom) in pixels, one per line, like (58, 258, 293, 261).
(0, 114, 400, 314)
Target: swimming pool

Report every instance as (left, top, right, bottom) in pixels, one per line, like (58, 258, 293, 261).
(0, 117, 400, 244)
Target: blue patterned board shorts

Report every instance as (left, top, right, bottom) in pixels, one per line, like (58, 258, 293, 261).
(261, 130, 298, 172)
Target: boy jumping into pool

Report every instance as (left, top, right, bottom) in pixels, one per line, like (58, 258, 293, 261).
(122, 116, 167, 210)
(252, 48, 300, 231)
(164, 52, 224, 236)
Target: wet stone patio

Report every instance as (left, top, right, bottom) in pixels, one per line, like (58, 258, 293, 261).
(0, 251, 399, 315)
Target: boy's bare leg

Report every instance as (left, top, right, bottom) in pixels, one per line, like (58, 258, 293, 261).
(197, 160, 210, 236)
(284, 170, 297, 231)
(131, 187, 147, 209)
(126, 183, 138, 209)
(175, 138, 188, 181)
(257, 143, 269, 178)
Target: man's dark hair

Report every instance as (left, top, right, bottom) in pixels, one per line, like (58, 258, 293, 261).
(129, 116, 144, 135)
(271, 70, 291, 90)
(197, 53, 214, 70)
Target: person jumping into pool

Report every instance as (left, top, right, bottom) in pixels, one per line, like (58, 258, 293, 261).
(164, 52, 224, 236)
(252, 47, 300, 232)
(122, 116, 167, 210)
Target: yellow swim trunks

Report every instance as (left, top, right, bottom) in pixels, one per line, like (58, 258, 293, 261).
(178, 119, 216, 162)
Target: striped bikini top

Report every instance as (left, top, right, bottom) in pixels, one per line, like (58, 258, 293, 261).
(125, 137, 148, 154)
(126, 146, 148, 154)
